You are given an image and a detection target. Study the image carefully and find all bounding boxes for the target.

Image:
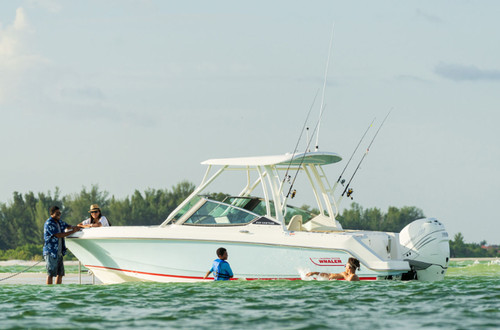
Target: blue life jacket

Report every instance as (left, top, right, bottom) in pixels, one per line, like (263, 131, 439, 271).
(212, 259, 232, 281)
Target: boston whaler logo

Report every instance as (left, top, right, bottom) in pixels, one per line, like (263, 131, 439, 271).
(310, 257, 344, 266)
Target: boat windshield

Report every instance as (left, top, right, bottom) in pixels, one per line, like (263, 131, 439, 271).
(222, 196, 316, 225)
(182, 199, 259, 226)
(165, 196, 316, 226)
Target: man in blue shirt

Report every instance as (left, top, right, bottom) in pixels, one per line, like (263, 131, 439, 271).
(203, 247, 234, 281)
(43, 206, 81, 285)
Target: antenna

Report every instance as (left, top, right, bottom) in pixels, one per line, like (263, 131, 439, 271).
(315, 21, 335, 151)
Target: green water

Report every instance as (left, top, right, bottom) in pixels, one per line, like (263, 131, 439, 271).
(1, 260, 499, 329)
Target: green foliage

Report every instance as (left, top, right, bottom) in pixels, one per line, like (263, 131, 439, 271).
(337, 202, 425, 232)
(107, 181, 196, 226)
(0, 190, 62, 250)
(63, 185, 109, 224)
(0, 244, 43, 261)
(449, 233, 499, 257)
(206, 192, 230, 203)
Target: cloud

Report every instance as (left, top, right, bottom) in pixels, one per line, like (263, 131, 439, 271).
(0, 8, 29, 61)
(434, 63, 500, 81)
(0, 7, 48, 103)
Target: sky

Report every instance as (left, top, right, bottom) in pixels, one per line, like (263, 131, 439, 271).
(1, 0, 499, 244)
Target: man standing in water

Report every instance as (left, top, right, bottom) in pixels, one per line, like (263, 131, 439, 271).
(203, 247, 234, 281)
(43, 206, 81, 285)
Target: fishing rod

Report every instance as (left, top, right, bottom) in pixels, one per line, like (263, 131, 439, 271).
(335, 117, 376, 186)
(315, 21, 335, 152)
(341, 110, 392, 198)
(281, 89, 320, 187)
(285, 21, 334, 199)
(286, 103, 326, 198)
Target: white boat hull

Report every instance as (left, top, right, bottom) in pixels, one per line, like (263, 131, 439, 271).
(66, 223, 434, 284)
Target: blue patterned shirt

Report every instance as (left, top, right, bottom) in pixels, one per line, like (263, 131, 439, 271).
(43, 217, 70, 258)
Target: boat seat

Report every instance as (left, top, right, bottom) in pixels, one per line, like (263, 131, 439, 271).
(215, 216, 230, 224)
(287, 215, 303, 231)
(302, 214, 343, 232)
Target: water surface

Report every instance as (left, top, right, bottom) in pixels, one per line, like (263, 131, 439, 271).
(1, 260, 499, 329)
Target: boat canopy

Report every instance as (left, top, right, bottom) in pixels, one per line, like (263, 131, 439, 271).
(201, 151, 342, 167)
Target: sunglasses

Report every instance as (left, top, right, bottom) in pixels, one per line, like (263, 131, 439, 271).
(90, 210, 100, 214)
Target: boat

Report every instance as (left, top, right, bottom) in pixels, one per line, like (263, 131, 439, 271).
(66, 150, 450, 283)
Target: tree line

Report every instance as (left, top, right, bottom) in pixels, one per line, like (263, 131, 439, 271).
(448, 232, 499, 258)
(0, 181, 196, 260)
(0, 184, 497, 260)
(333, 202, 499, 258)
(335, 202, 426, 233)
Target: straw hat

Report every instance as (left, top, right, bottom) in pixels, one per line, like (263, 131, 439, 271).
(88, 204, 101, 213)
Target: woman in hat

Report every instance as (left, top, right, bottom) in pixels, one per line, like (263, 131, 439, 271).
(306, 257, 360, 281)
(78, 204, 110, 228)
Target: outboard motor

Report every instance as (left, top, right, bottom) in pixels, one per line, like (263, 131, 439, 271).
(399, 218, 450, 281)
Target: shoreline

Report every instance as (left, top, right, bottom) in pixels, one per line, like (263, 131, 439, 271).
(0, 272, 100, 285)
(0, 260, 82, 266)
(0, 260, 100, 284)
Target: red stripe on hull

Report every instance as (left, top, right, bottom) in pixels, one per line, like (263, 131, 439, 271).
(86, 265, 378, 281)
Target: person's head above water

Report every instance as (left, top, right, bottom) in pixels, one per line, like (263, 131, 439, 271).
(347, 257, 360, 273)
(217, 247, 228, 260)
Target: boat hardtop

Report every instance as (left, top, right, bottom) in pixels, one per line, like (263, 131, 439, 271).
(201, 151, 342, 166)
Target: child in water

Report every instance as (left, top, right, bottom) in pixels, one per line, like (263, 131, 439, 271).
(203, 247, 234, 281)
